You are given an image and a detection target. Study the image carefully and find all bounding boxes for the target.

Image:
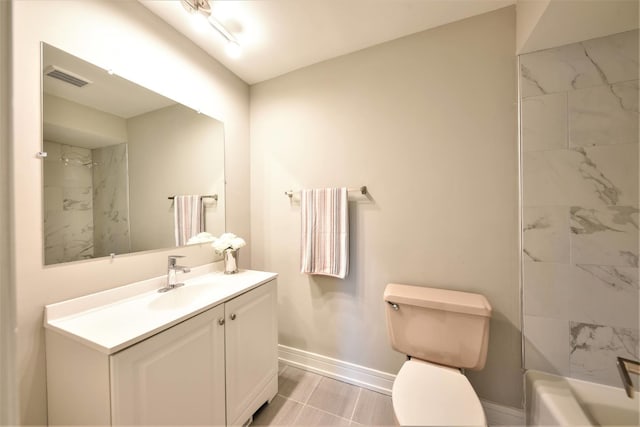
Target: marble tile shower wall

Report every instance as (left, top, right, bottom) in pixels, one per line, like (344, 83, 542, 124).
(43, 141, 95, 264)
(92, 143, 131, 258)
(43, 141, 131, 264)
(520, 29, 639, 387)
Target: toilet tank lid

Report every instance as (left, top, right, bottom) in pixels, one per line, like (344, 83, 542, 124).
(384, 283, 492, 317)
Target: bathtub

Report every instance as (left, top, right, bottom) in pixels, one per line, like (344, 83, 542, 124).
(526, 370, 639, 426)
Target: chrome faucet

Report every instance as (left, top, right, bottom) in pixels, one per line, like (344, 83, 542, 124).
(616, 356, 639, 398)
(158, 255, 191, 293)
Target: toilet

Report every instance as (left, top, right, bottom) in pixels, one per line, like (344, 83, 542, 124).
(384, 283, 492, 426)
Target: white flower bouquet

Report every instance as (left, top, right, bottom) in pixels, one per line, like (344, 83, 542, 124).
(187, 232, 216, 245)
(211, 232, 246, 254)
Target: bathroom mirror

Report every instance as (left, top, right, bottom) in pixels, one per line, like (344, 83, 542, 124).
(41, 43, 225, 265)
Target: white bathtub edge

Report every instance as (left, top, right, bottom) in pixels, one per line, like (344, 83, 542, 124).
(525, 369, 640, 426)
(526, 370, 594, 426)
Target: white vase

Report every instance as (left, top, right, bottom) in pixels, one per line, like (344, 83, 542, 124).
(223, 249, 239, 274)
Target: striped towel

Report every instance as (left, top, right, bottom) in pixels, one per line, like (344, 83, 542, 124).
(300, 188, 349, 279)
(173, 195, 204, 246)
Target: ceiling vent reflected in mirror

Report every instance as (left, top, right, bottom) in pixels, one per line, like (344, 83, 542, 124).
(44, 65, 92, 88)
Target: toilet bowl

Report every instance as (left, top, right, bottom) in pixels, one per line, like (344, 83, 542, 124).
(384, 283, 492, 426)
(393, 359, 486, 426)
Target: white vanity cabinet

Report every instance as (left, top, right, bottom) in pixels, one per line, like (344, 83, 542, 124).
(111, 304, 227, 425)
(224, 281, 279, 425)
(44, 269, 278, 426)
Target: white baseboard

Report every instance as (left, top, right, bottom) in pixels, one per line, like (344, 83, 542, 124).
(278, 344, 395, 395)
(278, 344, 524, 426)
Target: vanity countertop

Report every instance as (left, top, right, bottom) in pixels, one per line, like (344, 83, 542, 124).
(44, 265, 277, 355)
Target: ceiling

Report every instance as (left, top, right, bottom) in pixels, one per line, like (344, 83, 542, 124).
(139, 0, 515, 84)
(518, 0, 639, 54)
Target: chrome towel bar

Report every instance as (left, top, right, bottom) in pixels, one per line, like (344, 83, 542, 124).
(168, 194, 218, 201)
(285, 186, 367, 198)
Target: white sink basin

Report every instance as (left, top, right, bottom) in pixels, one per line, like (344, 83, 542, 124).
(148, 284, 215, 311)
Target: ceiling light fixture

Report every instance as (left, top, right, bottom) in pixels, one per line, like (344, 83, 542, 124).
(181, 0, 241, 58)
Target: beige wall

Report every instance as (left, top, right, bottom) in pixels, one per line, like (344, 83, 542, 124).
(11, 1, 249, 423)
(43, 94, 128, 147)
(250, 6, 522, 408)
(1, 0, 16, 423)
(127, 104, 225, 251)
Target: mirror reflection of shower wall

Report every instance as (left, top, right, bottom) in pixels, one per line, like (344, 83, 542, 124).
(43, 139, 129, 264)
(43, 89, 131, 264)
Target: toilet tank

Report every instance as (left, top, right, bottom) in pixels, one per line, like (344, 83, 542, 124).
(384, 283, 492, 370)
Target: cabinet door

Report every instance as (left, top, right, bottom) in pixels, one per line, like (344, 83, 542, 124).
(111, 304, 226, 426)
(225, 280, 278, 425)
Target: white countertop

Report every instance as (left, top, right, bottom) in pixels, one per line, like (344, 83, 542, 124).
(44, 265, 277, 354)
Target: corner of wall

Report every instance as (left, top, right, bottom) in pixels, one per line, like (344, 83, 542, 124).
(515, 0, 551, 54)
(0, 0, 17, 423)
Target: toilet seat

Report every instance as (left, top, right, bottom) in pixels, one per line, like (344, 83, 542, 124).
(392, 359, 486, 426)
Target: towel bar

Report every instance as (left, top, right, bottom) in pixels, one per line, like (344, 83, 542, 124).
(285, 186, 367, 198)
(168, 194, 218, 201)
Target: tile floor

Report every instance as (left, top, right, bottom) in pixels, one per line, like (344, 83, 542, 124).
(252, 364, 396, 426)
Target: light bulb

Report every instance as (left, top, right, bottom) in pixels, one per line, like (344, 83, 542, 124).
(225, 40, 241, 58)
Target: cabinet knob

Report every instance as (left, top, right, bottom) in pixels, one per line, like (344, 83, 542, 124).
(230, 313, 236, 320)
(218, 318, 225, 326)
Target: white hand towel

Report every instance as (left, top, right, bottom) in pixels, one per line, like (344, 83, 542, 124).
(300, 188, 349, 279)
(173, 195, 204, 246)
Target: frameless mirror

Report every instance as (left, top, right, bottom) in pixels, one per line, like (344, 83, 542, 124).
(41, 43, 225, 265)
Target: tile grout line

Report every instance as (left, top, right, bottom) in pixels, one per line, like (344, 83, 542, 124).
(349, 387, 362, 422)
(278, 366, 318, 426)
(303, 402, 353, 424)
(276, 393, 306, 405)
(304, 375, 323, 405)
(304, 375, 360, 425)
(290, 393, 304, 426)
(277, 367, 322, 405)
(290, 374, 323, 426)
(271, 370, 397, 426)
